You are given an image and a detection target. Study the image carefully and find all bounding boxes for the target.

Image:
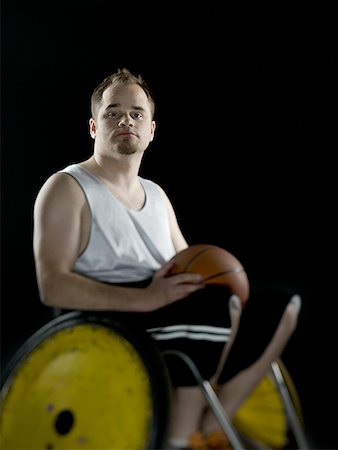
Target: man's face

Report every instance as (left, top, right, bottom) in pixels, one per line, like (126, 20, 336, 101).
(90, 83, 156, 156)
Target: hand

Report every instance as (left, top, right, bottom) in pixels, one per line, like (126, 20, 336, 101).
(140, 259, 205, 312)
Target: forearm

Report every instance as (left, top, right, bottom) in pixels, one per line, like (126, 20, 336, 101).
(35, 259, 204, 313)
(37, 270, 147, 312)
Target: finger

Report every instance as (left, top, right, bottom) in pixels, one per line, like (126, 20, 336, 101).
(167, 272, 204, 285)
(153, 259, 175, 278)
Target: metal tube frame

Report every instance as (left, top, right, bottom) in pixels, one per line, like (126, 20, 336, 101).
(164, 351, 309, 450)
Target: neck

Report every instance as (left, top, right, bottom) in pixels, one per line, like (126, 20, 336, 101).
(82, 155, 145, 210)
(88, 153, 142, 186)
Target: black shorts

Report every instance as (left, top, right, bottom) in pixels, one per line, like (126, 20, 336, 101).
(101, 280, 295, 388)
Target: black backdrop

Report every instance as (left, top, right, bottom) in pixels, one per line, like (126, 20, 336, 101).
(1, 1, 337, 448)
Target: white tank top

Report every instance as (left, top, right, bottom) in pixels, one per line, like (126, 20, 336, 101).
(60, 164, 176, 283)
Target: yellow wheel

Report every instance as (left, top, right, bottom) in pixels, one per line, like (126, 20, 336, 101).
(0, 312, 171, 449)
(232, 358, 304, 449)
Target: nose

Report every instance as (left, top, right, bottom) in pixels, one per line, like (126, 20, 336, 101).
(118, 115, 132, 127)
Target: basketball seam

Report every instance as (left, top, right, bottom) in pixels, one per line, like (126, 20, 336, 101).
(202, 268, 244, 283)
(183, 246, 215, 272)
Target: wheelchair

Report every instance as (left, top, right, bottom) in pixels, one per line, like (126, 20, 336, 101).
(0, 310, 309, 449)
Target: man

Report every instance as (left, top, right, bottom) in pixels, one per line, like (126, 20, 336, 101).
(33, 68, 301, 449)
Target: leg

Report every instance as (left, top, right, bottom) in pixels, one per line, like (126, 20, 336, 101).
(210, 295, 242, 385)
(168, 386, 207, 449)
(201, 294, 301, 434)
(168, 295, 242, 449)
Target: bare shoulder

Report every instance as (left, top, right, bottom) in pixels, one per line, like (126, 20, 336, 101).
(154, 182, 177, 214)
(153, 182, 187, 249)
(34, 171, 86, 212)
(154, 182, 172, 204)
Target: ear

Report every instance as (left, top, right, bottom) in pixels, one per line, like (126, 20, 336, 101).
(149, 120, 156, 142)
(89, 118, 96, 139)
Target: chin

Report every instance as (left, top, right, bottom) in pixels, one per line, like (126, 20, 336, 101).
(117, 144, 137, 155)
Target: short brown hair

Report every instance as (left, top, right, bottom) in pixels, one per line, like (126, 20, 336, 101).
(91, 68, 155, 120)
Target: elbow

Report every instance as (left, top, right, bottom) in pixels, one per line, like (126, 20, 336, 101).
(36, 273, 61, 308)
(38, 284, 56, 308)
(39, 291, 54, 307)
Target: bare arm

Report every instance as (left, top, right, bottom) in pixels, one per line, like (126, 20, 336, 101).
(33, 173, 203, 313)
(157, 185, 189, 253)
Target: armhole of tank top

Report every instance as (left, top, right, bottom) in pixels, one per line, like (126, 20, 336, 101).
(60, 171, 93, 258)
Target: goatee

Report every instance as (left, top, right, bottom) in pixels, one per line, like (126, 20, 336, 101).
(117, 142, 137, 155)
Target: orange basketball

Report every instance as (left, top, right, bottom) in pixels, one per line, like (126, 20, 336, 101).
(168, 244, 250, 305)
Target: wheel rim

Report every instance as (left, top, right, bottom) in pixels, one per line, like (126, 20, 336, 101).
(0, 312, 171, 449)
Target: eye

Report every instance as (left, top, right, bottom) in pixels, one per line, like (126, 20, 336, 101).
(107, 111, 119, 118)
(131, 112, 143, 120)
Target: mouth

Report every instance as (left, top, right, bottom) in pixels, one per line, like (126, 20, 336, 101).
(117, 132, 137, 137)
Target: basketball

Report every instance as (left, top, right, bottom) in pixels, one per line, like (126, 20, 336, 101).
(168, 244, 250, 305)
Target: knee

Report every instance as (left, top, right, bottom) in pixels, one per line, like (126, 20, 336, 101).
(282, 294, 301, 333)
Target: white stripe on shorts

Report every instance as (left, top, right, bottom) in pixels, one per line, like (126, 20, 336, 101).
(146, 324, 231, 342)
